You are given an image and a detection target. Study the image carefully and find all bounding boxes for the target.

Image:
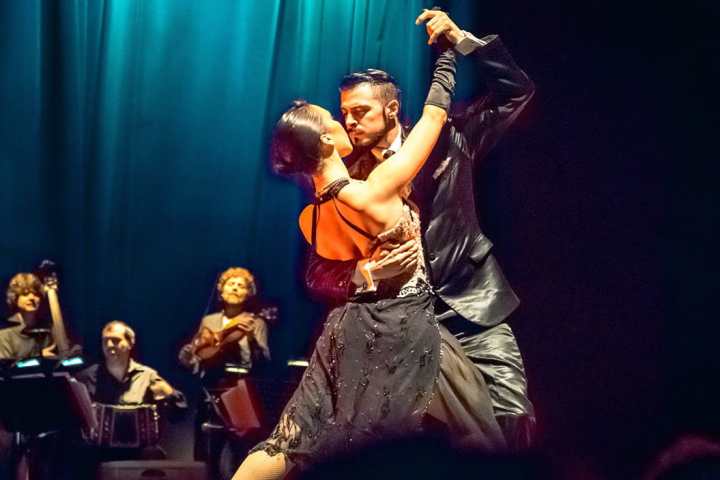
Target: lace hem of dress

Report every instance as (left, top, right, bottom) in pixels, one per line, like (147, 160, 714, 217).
(248, 420, 309, 469)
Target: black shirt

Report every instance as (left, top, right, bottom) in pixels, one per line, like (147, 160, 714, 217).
(76, 360, 186, 409)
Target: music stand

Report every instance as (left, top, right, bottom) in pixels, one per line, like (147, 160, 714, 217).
(0, 371, 96, 480)
(0, 370, 96, 434)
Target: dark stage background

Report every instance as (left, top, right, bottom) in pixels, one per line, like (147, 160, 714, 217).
(0, 1, 716, 478)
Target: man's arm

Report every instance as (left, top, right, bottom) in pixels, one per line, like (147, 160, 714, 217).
(456, 34, 535, 161)
(248, 317, 271, 361)
(0, 331, 13, 360)
(148, 370, 188, 421)
(149, 371, 187, 407)
(417, 10, 535, 161)
(304, 240, 420, 302)
(304, 251, 357, 303)
(178, 316, 213, 373)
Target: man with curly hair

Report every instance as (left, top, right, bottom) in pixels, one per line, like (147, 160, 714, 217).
(179, 267, 275, 373)
(0, 273, 54, 359)
(179, 267, 277, 479)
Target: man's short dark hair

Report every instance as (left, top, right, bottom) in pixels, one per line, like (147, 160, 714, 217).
(340, 69, 402, 106)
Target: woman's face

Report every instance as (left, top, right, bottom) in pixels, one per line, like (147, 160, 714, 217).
(313, 106, 353, 157)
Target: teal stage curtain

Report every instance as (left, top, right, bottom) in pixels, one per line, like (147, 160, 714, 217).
(0, 0, 467, 375)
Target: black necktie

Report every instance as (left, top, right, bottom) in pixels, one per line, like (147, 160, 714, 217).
(382, 149, 396, 160)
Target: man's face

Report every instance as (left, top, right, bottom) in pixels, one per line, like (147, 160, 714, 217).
(102, 324, 132, 361)
(340, 83, 394, 149)
(220, 276, 253, 306)
(16, 291, 41, 314)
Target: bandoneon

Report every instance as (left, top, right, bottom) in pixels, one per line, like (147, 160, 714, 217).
(86, 403, 160, 448)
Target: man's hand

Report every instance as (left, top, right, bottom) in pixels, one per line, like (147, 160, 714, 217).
(232, 313, 256, 333)
(415, 9, 464, 46)
(150, 380, 175, 401)
(41, 343, 58, 358)
(369, 239, 420, 281)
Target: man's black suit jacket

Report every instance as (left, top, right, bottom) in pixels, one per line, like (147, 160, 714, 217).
(306, 35, 535, 328)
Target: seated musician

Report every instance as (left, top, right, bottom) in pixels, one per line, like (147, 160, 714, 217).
(77, 320, 187, 412)
(64, 321, 187, 478)
(0, 272, 77, 360)
(178, 267, 276, 479)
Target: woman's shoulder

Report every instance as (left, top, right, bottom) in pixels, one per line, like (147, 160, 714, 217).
(298, 202, 367, 261)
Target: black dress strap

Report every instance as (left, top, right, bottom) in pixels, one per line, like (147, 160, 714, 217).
(315, 178, 351, 203)
(312, 178, 375, 249)
(311, 200, 320, 250)
(312, 178, 351, 250)
(331, 200, 374, 240)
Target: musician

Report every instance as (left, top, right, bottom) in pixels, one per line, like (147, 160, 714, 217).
(0, 273, 54, 360)
(0, 272, 79, 480)
(77, 320, 186, 409)
(179, 267, 275, 374)
(59, 321, 188, 479)
(178, 267, 276, 479)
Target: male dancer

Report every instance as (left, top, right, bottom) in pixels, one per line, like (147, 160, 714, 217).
(306, 9, 536, 449)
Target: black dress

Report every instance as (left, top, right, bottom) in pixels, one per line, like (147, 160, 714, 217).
(252, 184, 504, 468)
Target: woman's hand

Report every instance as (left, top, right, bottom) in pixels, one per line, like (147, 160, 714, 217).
(416, 9, 464, 46)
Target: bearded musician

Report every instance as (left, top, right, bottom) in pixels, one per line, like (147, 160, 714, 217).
(179, 267, 274, 374)
(178, 267, 276, 478)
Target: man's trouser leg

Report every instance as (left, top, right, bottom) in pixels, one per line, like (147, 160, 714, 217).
(439, 306, 535, 450)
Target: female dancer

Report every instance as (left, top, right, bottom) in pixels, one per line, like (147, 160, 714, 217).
(233, 44, 503, 480)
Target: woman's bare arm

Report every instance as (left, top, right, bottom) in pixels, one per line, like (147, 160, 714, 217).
(339, 48, 456, 211)
(364, 105, 446, 202)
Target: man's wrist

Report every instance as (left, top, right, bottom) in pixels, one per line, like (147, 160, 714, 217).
(351, 262, 366, 287)
(447, 28, 466, 46)
(454, 31, 488, 56)
(351, 259, 378, 294)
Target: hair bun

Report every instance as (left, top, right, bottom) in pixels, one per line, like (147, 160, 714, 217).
(270, 100, 326, 176)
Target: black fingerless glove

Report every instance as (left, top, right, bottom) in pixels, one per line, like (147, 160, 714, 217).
(424, 47, 457, 111)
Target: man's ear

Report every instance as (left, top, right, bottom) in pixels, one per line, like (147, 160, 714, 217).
(385, 99, 400, 119)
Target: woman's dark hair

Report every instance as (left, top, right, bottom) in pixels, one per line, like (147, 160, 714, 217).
(271, 100, 327, 175)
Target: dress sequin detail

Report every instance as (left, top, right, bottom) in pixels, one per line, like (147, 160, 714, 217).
(250, 205, 441, 469)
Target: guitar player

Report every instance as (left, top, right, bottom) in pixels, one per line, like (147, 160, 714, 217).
(178, 266, 276, 479)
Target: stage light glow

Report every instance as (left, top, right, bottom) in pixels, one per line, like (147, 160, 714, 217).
(15, 358, 40, 369)
(61, 356, 84, 367)
(287, 359, 309, 367)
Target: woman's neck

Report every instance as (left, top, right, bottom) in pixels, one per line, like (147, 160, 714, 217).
(313, 153, 350, 193)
